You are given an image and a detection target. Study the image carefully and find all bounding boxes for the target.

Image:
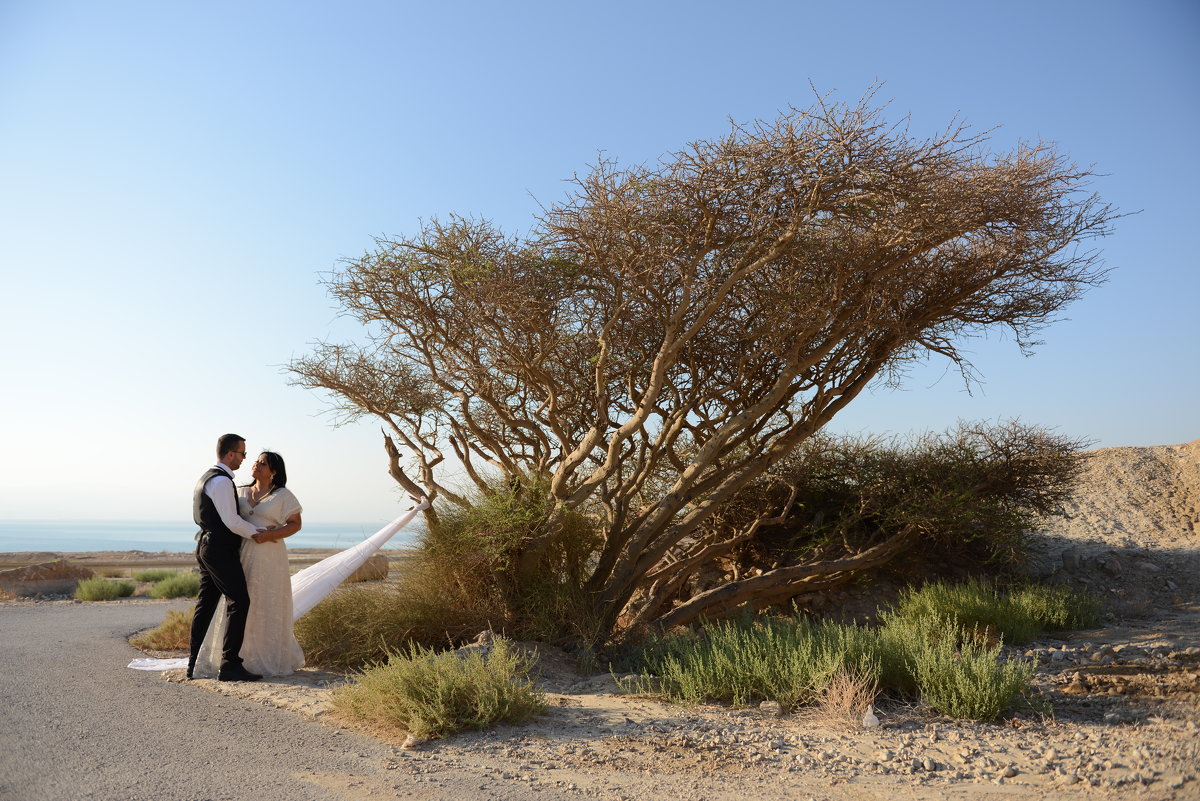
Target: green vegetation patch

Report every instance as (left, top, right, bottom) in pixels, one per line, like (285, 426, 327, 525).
(296, 580, 487, 671)
(148, 572, 201, 599)
(885, 578, 1101, 645)
(133, 569, 180, 583)
(75, 577, 135, 601)
(621, 616, 888, 711)
(903, 613, 1035, 720)
(620, 577, 1095, 721)
(333, 638, 545, 739)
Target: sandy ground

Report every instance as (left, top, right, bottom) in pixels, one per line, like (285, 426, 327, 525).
(7, 440, 1200, 800)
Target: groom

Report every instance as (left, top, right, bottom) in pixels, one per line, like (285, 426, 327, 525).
(188, 433, 265, 682)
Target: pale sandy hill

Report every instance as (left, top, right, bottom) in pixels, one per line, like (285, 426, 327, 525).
(1044, 438, 1200, 550)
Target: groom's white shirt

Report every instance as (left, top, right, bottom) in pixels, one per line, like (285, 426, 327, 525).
(204, 463, 259, 539)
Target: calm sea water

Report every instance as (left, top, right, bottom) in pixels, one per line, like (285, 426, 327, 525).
(0, 519, 423, 553)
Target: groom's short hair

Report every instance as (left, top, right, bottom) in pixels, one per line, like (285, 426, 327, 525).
(216, 433, 245, 458)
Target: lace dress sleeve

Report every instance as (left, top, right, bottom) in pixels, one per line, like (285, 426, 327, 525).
(276, 488, 303, 522)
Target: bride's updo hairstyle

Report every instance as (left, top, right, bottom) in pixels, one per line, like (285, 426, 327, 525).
(259, 451, 287, 488)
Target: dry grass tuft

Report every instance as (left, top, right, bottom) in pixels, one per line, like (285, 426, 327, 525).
(130, 608, 194, 651)
(818, 668, 879, 725)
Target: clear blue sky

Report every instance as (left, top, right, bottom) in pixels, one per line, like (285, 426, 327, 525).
(1, 0, 1196, 525)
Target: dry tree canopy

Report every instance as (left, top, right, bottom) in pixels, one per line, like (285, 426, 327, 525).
(292, 93, 1113, 635)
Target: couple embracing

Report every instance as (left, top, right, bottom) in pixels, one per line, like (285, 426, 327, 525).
(188, 433, 305, 681)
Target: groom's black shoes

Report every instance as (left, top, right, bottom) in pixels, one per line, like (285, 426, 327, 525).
(217, 664, 262, 682)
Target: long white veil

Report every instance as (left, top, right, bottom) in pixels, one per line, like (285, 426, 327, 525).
(127, 498, 428, 671)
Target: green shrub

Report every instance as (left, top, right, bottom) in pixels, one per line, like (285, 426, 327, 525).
(1009, 583, 1102, 631)
(149, 572, 201, 599)
(300, 477, 605, 670)
(906, 614, 1035, 720)
(884, 577, 1102, 646)
(133, 569, 180, 583)
(332, 638, 545, 739)
(622, 608, 1047, 721)
(419, 478, 604, 647)
(130, 608, 194, 651)
(621, 616, 886, 711)
(715, 422, 1085, 580)
(296, 560, 495, 671)
(886, 577, 1037, 645)
(75, 578, 135, 601)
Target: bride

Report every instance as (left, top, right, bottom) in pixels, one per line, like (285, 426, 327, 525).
(193, 451, 305, 678)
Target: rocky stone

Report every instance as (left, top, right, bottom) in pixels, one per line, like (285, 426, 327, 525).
(1061, 548, 1082, 571)
(1114, 645, 1149, 660)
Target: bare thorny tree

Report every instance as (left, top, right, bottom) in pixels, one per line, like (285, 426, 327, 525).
(291, 92, 1113, 639)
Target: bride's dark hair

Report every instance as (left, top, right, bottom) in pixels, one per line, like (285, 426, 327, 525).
(259, 450, 287, 488)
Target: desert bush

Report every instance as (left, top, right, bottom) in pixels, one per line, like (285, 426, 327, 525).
(622, 608, 1045, 721)
(133, 569, 180, 583)
(416, 479, 605, 647)
(75, 577, 135, 601)
(296, 578, 487, 671)
(886, 577, 1038, 645)
(905, 614, 1035, 720)
(130, 608, 194, 651)
(883, 577, 1101, 646)
(301, 480, 595, 671)
(149, 572, 201, 599)
(332, 638, 545, 739)
(725, 423, 1086, 580)
(621, 616, 885, 711)
(1009, 583, 1102, 631)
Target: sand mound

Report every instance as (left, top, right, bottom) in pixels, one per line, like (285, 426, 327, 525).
(0, 559, 95, 596)
(1021, 438, 1199, 615)
(1045, 439, 1200, 550)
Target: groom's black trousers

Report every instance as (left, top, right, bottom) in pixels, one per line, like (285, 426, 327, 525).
(189, 533, 251, 670)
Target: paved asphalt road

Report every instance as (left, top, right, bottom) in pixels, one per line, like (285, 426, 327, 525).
(0, 600, 535, 801)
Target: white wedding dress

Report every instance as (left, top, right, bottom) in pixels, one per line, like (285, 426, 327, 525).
(128, 498, 429, 674)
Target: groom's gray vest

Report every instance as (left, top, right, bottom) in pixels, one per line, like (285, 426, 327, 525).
(193, 467, 243, 547)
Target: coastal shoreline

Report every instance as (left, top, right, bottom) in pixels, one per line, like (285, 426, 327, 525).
(0, 547, 413, 574)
